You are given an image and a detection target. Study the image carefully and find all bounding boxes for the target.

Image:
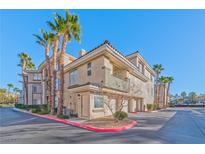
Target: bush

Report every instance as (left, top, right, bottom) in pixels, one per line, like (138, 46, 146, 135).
(32, 108, 41, 113)
(38, 109, 50, 115)
(114, 111, 128, 120)
(15, 103, 26, 109)
(147, 104, 153, 111)
(152, 104, 158, 110)
(57, 114, 69, 119)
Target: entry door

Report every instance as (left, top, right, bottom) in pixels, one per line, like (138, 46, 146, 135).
(81, 95, 89, 117)
(136, 99, 142, 112)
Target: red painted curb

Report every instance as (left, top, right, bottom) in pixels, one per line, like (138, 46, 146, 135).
(13, 108, 137, 132)
(130, 112, 138, 115)
(83, 120, 137, 132)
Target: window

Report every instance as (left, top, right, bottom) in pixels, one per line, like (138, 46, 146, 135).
(57, 59, 60, 71)
(69, 69, 78, 86)
(32, 86, 37, 93)
(150, 74, 153, 82)
(56, 79, 60, 90)
(87, 63, 92, 76)
(151, 87, 154, 96)
(33, 73, 41, 80)
(138, 63, 144, 74)
(33, 99, 37, 105)
(32, 85, 41, 93)
(94, 95, 103, 108)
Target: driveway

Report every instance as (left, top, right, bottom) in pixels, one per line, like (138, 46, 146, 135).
(0, 107, 205, 144)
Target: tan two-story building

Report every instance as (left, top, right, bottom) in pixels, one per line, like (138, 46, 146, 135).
(22, 40, 156, 119)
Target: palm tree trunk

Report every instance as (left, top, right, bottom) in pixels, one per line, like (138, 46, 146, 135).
(51, 35, 60, 114)
(163, 84, 166, 108)
(166, 83, 170, 107)
(57, 33, 68, 115)
(45, 45, 52, 110)
(154, 75, 159, 104)
(157, 84, 161, 108)
(22, 63, 28, 105)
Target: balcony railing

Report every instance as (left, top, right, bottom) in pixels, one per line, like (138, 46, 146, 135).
(103, 68, 129, 92)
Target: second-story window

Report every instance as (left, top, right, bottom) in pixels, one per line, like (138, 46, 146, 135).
(87, 63, 92, 76)
(56, 79, 60, 90)
(138, 62, 144, 75)
(69, 69, 77, 86)
(57, 59, 60, 71)
(150, 74, 153, 82)
(33, 73, 41, 80)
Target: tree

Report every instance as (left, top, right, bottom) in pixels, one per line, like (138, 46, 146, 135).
(165, 76, 174, 107)
(188, 92, 197, 103)
(18, 52, 35, 105)
(13, 87, 20, 103)
(33, 29, 55, 110)
(153, 64, 164, 105)
(181, 91, 187, 103)
(57, 11, 81, 115)
(159, 76, 168, 108)
(47, 14, 64, 114)
(7, 83, 14, 93)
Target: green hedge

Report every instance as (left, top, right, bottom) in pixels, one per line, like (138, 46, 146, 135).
(16, 104, 50, 115)
(15, 104, 47, 110)
(114, 111, 128, 120)
(15, 103, 27, 109)
(147, 104, 153, 111)
(57, 114, 69, 119)
(147, 104, 158, 111)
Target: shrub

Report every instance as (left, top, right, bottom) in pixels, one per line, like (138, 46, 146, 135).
(38, 108, 50, 115)
(32, 108, 41, 113)
(152, 104, 158, 110)
(57, 114, 69, 119)
(15, 103, 26, 109)
(114, 111, 128, 120)
(147, 104, 153, 111)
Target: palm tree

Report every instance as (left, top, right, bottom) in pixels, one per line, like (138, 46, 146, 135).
(181, 91, 187, 103)
(13, 87, 20, 94)
(57, 11, 81, 116)
(189, 92, 197, 103)
(33, 29, 55, 110)
(18, 52, 35, 105)
(159, 76, 168, 108)
(7, 84, 14, 93)
(153, 64, 164, 105)
(166, 76, 174, 107)
(13, 87, 20, 103)
(47, 14, 64, 114)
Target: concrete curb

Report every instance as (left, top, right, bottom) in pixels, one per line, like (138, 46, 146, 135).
(12, 108, 137, 132)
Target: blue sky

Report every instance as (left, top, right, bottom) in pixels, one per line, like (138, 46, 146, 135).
(0, 10, 205, 95)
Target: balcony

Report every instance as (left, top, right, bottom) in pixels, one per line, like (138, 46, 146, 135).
(103, 68, 129, 92)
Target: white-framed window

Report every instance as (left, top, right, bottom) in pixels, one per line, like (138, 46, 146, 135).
(69, 69, 78, 86)
(32, 99, 40, 105)
(32, 85, 41, 93)
(87, 62, 92, 76)
(33, 99, 37, 105)
(33, 73, 41, 80)
(94, 95, 103, 108)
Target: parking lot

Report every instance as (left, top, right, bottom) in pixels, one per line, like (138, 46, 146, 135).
(0, 107, 205, 143)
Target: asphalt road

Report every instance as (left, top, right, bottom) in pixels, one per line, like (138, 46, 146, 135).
(0, 107, 205, 144)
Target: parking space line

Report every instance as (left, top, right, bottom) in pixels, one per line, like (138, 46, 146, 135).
(6, 117, 37, 125)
